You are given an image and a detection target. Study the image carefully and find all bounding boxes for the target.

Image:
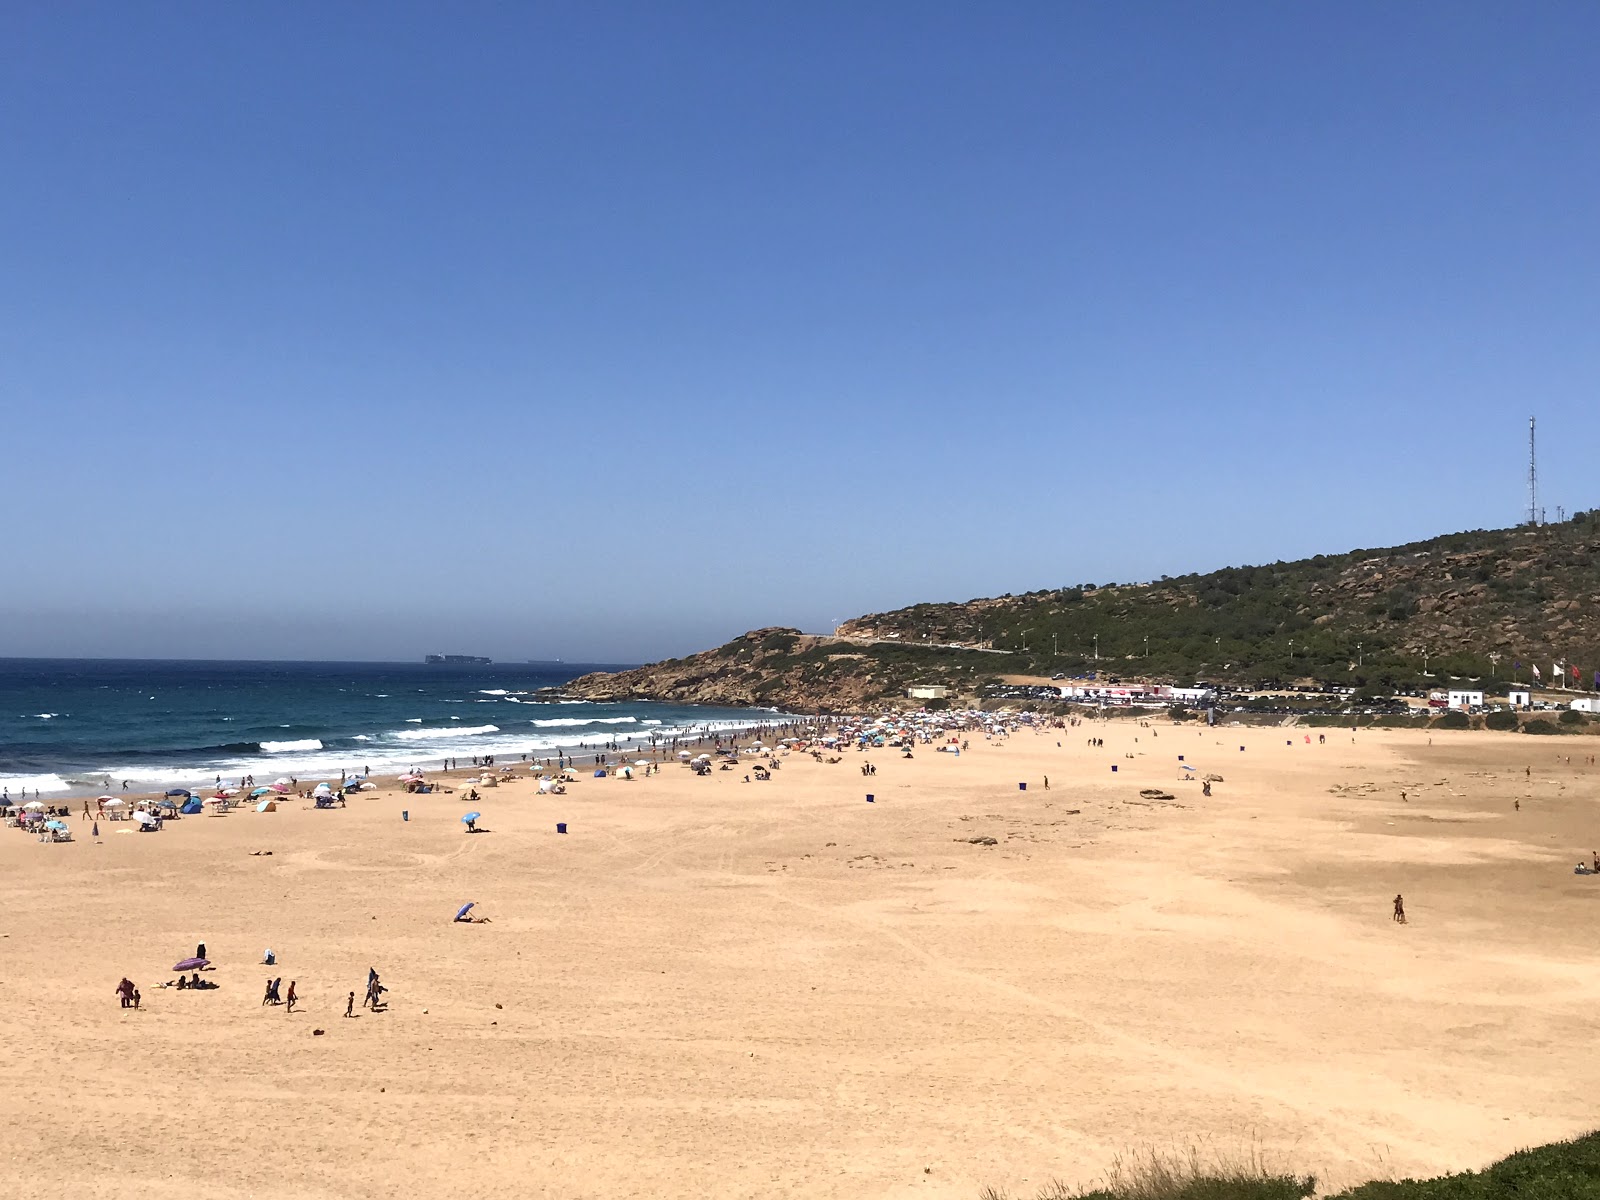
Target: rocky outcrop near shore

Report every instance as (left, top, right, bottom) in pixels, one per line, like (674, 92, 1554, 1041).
(561, 628, 985, 711)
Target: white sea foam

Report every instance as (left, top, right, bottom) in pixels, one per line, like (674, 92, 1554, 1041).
(32, 713, 60, 719)
(529, 716, 639, 728)
(478, 689, 510, 696)
(0, 773, 72, 794)
(260, 738, 324, 753)
(405, 718, 422, 723)
(354, 735, 372, 741)
(389, 724, 500, 741)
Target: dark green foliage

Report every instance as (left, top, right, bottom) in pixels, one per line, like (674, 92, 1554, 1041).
(983, 1131, 1600, 1200)
(1433, 710, 1471, 730)
(1168, 705, 1194, 721)
(1560, 708, 1587, 725)
(1332, 1129, 1600, 1198)
(1524, 719, 1562, 735)
(845, 522, 1600, 687)
(1484, 710, 1519, 731)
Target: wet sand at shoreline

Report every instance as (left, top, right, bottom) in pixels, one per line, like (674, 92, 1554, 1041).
(2, 723, 1596, 1199)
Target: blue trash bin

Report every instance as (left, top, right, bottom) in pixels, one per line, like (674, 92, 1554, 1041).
(1018, 782, 1027, 791)
(556, 821, 567, 834)
(402, 810, 409, 822)
(865, 794, 875, 803)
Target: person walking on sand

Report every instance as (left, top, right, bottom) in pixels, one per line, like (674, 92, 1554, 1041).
(263, 979, 274, 1006)
(345, 991, 355, 1018)
(116, 978, 135, 1008)
(1392, 894, 1407, 924)
(285, 981, 297, 1013)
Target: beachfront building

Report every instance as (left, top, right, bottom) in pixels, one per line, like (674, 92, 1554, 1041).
(1508, 689, 1531, 708)
(907, 686, 949, 700)
(1448, 690, 1485, 710)
(1057, 683, 1216, 707)
(1569, 697, 1600, 713)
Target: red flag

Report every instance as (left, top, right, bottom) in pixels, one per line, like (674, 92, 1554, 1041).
(1573, 665, 1582, 679)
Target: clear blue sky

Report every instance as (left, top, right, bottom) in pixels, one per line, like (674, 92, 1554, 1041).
(5, 3, 1599, 662)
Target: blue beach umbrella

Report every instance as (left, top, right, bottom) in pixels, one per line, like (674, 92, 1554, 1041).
(455, 902, 476, 921)
(250, 787, 272, 797)
(165, 789, 191, 798)
(45, 820, 68, 831)
(461, 812, 481, 823)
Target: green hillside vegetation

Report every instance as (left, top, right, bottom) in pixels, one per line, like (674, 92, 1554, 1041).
(981, 1129, 1600, 1199)
(840, 516, 1600, 694)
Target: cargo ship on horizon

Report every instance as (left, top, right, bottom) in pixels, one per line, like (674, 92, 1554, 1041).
(423, 654, 493, 665)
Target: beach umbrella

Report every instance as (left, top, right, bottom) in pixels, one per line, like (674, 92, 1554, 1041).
(165, 789, 190, 797)
(455, 902, 476, 920)
(96, 794, 115, 801)
(173, 957, 209, 972)
(461, 812, 481, 823)
(103, 798, 126, 808)
(270, 784, 290, 794)
(155, 799, 177, 809)
(677, 751, 691, 759)
(249, 787, 272, 797)
(634, 760, 650, 767)
(133, 810, 157, 828)
(23, 800, 46, 809)
(272, 777, 291, 786)
(45, 820, 68, 831)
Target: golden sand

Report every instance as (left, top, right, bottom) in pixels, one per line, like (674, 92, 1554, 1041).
(2, 723, 1595, 1198)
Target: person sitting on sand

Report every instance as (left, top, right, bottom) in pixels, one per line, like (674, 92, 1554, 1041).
(178, 975, 189, 990)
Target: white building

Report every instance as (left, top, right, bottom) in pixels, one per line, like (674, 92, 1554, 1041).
(1448, 690, 1484, 709)
(907, 685, 948, 700)
(1570, 697, 1600, 714)
(1508, 689, 1531, 708)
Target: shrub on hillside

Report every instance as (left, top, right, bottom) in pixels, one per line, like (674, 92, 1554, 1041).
(1432, 710, 1471, 730)
(1168, 705, 1194, 722)
(1559, 708, 1587, 725)
(1331, 1128, 1600, 1198)
(1523, 719, 1561, 735)
(1484, 710, 1519, 731)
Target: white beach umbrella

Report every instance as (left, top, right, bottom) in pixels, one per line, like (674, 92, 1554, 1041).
(23, 800, 46, 809)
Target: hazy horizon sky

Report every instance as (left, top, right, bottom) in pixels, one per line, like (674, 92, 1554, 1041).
(7, 3, 1600, 663)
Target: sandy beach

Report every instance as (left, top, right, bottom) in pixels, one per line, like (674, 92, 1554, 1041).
(3, 719, 1596, 1199)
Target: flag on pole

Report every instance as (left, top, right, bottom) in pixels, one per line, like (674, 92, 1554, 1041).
(1573, 665, 1581, 680)
(1533, 663, 1542, 680)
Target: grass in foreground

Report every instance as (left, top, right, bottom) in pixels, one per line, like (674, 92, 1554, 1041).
(981, 1130, 1600, 1199)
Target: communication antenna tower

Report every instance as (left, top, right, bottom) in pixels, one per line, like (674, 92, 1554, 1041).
(1527, 416, 1538, 526)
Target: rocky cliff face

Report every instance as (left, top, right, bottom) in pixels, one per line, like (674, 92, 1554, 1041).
(562, 628, 985, 711)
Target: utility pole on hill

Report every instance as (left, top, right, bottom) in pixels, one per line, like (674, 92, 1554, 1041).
(1528, 415, 1539, 526)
